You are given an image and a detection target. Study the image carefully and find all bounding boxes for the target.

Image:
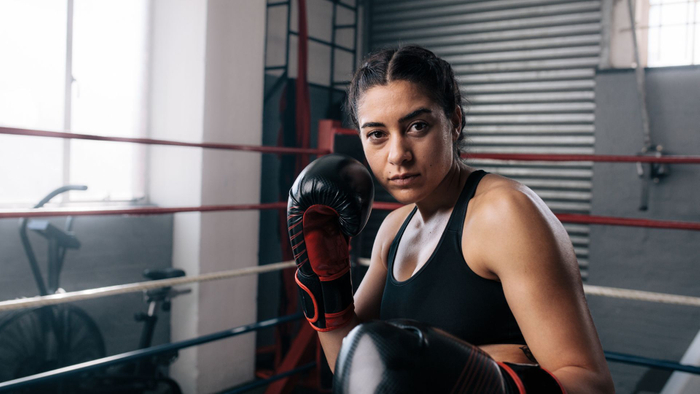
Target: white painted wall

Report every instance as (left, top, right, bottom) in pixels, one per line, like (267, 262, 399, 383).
(198, 0, 265, 392)
(607, 0, 650, 68)
(148, 0, 265, 392)
(661, 330, 700, 394)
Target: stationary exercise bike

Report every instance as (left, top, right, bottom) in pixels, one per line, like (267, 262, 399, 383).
(0, 186, 186, 393)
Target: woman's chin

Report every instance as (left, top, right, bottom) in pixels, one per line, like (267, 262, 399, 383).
(386, 188, 423, 205)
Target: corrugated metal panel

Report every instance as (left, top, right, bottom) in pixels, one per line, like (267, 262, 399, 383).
(467, 125, 594, 133)
(373, 2, 601, 32)
(370, 0, 601, 276)
(469, 92, 595, 104)
(569, 236, 590, 245)
(373, 0, 596, 15)
(375, 24, 601, 48)
(426, 35, 602, 55)
(469, 146, 594, 154)
(469, 135, 594, 144)
(468, 103, 595, 113)
(453, 58, 600, 73)
(509, 178, 592, 189)
(470, 163, 593, 179)
(443, 46, 600, 64)
(461, 69, 595, 84)
(373, 12, 601, 41)
(466, 114, 594, 123)
(465, 80, 594, 92)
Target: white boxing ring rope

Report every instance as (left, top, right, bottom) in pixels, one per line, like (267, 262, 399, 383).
(1, 259, 699, 313)
(0, 261, 295, 312)
(582, 284, 700, 307)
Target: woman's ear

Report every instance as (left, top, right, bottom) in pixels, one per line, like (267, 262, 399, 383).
(451, 106, 463, 141)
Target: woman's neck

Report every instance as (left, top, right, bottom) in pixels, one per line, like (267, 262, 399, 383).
(414, 160, 471, 221)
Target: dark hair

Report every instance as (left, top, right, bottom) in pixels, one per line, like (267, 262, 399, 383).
(346, 45, 467, 155)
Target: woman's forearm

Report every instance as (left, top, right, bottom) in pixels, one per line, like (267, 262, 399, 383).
(318, 314, 361, 372)
(552, 365, 615, 394)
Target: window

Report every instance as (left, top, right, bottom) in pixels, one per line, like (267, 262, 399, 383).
(0, 0, 149, 206)
(647, 0, 700, 66)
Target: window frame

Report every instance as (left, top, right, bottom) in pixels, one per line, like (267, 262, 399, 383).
(0, 0, 150, 208)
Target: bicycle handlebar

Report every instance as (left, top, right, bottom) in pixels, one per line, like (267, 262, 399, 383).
(32, 185, 88, 209)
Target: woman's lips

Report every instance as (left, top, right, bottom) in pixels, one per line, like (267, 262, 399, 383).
(389, 174, 419, 186)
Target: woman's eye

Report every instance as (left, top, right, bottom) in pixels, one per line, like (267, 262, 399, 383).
(367, 130, 385, 140)
(411, 122, 428, 132)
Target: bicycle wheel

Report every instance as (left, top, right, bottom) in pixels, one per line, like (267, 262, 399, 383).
(0, 304, 106, 390)
(148, 377, 182, 394)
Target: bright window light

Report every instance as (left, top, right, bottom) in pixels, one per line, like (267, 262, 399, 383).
(0, 0, 149, 205)
(648, 0, 700, 66)
(70, 0, 149, 201)
(0, 0, 67, 204)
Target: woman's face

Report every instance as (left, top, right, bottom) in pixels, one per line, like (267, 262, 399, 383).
(356, 80, 460, 204)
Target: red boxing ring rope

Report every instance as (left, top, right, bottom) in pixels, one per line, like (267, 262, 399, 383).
(2, 122, 700, 231)
(4, 125, 700, 164)
(0, 126, 329, 156)
(0, 202, 287, 219)
(1, 202, 699, 231)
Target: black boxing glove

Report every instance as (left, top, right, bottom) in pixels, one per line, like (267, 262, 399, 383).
(334, 320, 566, 394)
(287, 154, 374, 331)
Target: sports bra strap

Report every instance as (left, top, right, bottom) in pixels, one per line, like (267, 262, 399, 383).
(446, 170, 487, 232)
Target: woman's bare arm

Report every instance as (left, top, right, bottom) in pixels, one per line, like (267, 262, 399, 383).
(469, 182, 614, 394)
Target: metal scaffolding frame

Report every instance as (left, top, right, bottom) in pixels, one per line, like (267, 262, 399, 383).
(263, 0, 359, 104)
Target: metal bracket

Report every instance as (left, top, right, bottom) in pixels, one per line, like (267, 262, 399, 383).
(637, 144, 669, 211)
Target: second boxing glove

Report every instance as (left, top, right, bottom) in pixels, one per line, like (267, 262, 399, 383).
(287, 154, 374, 331)
(334, 320, 566, 394)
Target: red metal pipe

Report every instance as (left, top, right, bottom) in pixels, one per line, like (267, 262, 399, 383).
(373, 202, 402, 211)
(556, 213, 700, 231)
(0, 126, 330, 156)
(464, 153, 700, 164)
(327, 126, 700, 163)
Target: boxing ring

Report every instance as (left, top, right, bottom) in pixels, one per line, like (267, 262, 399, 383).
(1, 122, 700, 393)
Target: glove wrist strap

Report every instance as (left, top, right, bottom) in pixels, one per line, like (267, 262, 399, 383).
(296, 266, 354, 331)
(498, 362, 567, 394)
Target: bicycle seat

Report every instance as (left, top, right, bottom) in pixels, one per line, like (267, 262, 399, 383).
(27, 220, 81, 249)
(143, 268, 186, 281)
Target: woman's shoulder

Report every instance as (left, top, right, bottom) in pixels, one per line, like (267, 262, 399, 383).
(467, 172, 556, 235)
(464, 172, 571, 277)
(471, 173, 545, 217)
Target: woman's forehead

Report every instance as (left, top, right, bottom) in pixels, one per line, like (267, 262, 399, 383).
(357, 81, 437, 120)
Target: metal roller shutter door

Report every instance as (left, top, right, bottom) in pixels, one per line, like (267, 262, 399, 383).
(370, 0, 600, 278)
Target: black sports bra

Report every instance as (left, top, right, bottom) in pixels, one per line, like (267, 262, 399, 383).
(379, 170, 526, 345)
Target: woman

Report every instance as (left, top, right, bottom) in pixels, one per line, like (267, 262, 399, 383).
(288, 45, 614, 393)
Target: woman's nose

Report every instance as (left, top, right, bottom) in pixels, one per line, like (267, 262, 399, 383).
(387, 137, 412, 166)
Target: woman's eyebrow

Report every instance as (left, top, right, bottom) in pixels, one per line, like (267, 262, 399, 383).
(360, 108, 433, 129)
(360, 121, 385, 129)
(399, 108, 432, 123)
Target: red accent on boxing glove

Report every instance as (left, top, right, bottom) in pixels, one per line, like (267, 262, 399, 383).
(287, 154, 373, 331)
